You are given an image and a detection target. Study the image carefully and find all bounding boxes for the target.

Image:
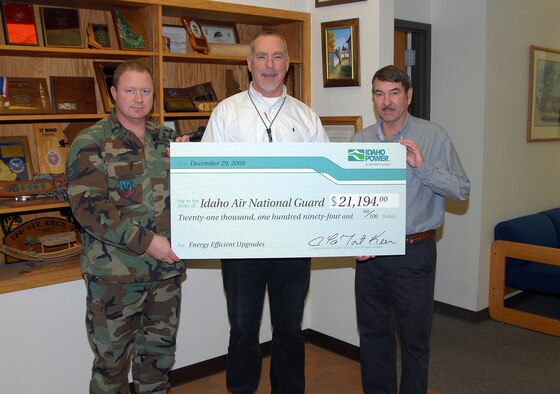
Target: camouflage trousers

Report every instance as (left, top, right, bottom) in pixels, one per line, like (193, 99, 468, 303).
(85, 274, 182, 394)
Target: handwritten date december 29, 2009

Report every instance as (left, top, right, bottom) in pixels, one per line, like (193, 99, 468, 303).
(308, 231, 396, 247)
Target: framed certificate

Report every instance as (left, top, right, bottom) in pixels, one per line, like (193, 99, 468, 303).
(320, 116, 362, 142)
(40, 6, 83, 48)
(1, 2, 38, 46)
(162, 24, 187, 54)
(198, 20, 239, 44)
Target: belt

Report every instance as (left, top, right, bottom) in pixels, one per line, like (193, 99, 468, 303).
(406, 230, 435, 245)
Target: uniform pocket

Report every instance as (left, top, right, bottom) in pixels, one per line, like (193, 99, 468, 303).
(106, 156, 145, 206)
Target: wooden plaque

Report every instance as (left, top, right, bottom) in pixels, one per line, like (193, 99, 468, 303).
(112, 8, 147, 50)
(63, 121, 96, 144)
(50, 76, 97, 114)
(1, 2, 38, 46)
(0, 77, 52, 115)
(93, 61, 122, 112)
(185, 82, 218, 102)
(194, 100, 219, 112)
(33, 123, 69, 174)
(163, 88, 197, 112)
(181, 16, 209, 54)
(87, 23, 111, 49)
(0, 136, 33, 181)
(40, 6, 83, 48)
(225, 69, 241, 98)
(3, 217, 78, 263)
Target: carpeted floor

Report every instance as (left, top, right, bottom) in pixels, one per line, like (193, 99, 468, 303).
(170, 292, 560, 393)
(429, 299, 560, 393)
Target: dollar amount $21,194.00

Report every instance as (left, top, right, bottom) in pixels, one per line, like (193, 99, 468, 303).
(330, 194, 399, 209)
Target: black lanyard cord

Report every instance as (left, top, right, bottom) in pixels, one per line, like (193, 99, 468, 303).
(248, 90, 287, 142)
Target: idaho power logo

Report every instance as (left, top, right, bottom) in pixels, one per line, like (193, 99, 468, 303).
(348, 148, 390, 162)
(347, 149, 365, 161)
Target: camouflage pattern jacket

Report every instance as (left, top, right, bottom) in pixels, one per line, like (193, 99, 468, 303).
(66, 110, 185, 282)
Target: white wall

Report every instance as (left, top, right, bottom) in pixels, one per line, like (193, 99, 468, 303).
(394, 0, 430, 23)
(0, 281, 91, 394)
(429, 0, 485, 309)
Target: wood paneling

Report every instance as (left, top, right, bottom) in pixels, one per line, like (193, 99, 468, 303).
(0, 0, 310, 292)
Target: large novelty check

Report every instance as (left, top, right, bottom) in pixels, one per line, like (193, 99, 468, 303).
(170, 143, 406, 259)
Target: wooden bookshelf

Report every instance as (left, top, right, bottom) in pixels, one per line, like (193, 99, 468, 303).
(0, 0, 310, 293)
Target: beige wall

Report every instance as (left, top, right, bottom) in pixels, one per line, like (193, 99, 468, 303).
(480, 0, 560, 308)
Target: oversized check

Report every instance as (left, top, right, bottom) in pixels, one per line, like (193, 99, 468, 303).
(170, 143, 406, 259)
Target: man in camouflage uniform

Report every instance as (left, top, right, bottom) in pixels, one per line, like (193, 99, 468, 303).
(66, 60, 186, 394)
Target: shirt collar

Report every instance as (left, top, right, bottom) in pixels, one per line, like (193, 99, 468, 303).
(249, 82, 287, 107)
(376, 113, 411, 141)
(108, 108, 151, 143)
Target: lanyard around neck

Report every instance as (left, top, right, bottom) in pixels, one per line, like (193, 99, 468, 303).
(248, 90, 287, 142)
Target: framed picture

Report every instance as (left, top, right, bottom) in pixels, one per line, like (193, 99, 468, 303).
(320, 116, 362, 142)
(112, 8, 147, 50)
(162, 24, 187, 54)
(321, 18, 360, 87)
(40, 6, 83, 48)
(0, 136, 34, 181)
(93, 61, 123, 112)
(316, 0, 366, 7)
(198, 20, 239, 44)
(527, 45, 560, 142)
(1, 2, 38, 46)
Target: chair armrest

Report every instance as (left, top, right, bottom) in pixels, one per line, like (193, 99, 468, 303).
(489, 240, 560, 336)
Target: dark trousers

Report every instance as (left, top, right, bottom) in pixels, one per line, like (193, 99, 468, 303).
(221, 258, 311, 394)
(355, 237, 437, 394)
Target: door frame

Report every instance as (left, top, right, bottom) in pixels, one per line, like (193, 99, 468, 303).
(394, 19, 431, 120)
